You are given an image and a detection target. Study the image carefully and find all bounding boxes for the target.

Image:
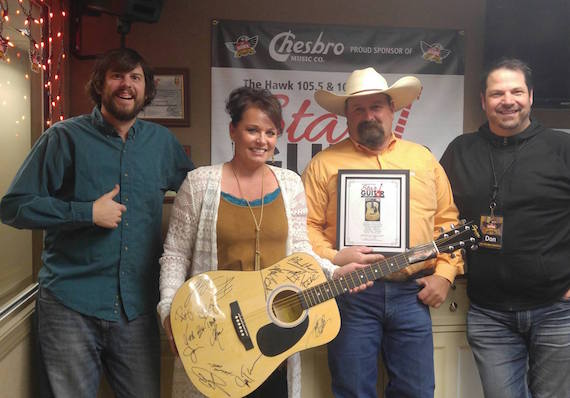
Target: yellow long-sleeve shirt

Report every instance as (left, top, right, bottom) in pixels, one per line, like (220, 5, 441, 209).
(301, 135, 463, 283)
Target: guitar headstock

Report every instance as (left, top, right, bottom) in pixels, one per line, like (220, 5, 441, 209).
(435, 220, 481, 256)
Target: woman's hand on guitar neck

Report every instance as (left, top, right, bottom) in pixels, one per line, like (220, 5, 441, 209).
(163, 315, 179, 356)
(333, 262, 376, 294)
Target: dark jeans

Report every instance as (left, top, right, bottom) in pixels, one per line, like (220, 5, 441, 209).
(467, 300, 570, 398)
(36, 286, 160, 398)
(328, 280, 435, 398)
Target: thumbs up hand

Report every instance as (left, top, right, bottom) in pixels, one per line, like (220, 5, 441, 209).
(93, 184, 127, 229)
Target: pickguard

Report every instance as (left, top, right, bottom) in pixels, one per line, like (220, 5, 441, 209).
(256, 316, 309, 357)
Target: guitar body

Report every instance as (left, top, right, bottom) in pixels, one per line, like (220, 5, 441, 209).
(170, 222, 481, 397)
(170, 252, 341, 398)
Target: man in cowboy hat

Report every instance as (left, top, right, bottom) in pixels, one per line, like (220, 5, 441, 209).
(302, 67, 462, 397)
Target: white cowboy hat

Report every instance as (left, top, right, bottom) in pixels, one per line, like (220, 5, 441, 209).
(314, 67, 422, 115)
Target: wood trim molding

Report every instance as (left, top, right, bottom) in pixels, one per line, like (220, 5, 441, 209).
(0, 301, 35, 361)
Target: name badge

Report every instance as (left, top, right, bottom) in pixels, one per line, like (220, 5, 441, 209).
(479, 215, 503, 249)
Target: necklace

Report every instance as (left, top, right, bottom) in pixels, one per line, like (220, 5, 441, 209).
(230, 163, 265, 270)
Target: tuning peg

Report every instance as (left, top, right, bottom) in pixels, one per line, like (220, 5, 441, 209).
(448, 245, 455, 252)
(443, 233, 449, 238)
(439, 226, 445, 233)
(450, 253, 456, 259)
(459, 241, 465, 247)
(449, 223, 455, 229)
(460, 219, 467, 224)
(454, 229, 460, 234)
(470, 244, 479, 251)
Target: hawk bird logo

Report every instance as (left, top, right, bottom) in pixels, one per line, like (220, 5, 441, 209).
(420, 41, 451, 64)
(225, 35, 259, 58)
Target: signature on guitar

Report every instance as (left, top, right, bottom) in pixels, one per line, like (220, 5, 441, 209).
(312, 315, 329, 338)
(171, 221, 481, 398)
(193, 305, 225, 350)
(181, 323, 204, 363)
(263, 259, 320, 292)
(192, 366, 230, 397)
(193, 276, 235, 301)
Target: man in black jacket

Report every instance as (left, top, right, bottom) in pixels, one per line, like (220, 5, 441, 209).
(440, 58, 570, 398)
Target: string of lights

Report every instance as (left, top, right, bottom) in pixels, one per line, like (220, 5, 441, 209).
(0, 1, 16, 59)
(44, 0, 67, 126)
(0, 0, 66, 128)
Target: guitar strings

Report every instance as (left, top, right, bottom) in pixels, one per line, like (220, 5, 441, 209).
(256, 230, 468, 314)
(263, 230, 468, 311)
(226, 230, 471, 322)
(179, 231, 465, 319)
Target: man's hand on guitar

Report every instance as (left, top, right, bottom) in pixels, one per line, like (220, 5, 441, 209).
(333, 246, 384, 266)
(416, 274, 451, 308)
(333, 262, 375, 293)
(163, 315, 179, 356)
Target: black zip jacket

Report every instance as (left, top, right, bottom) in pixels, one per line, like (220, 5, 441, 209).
(440, 121, 570, 311)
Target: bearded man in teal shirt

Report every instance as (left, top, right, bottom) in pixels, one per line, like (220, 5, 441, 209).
(0, 48, 193, 397)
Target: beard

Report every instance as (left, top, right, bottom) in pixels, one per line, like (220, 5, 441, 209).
(356, 120, 388, 149)
(101, 89, 145, 122)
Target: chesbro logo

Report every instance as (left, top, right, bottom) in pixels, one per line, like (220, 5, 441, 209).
(269, 31, 344, 63)
(225, 35, 259, 58)
(420, 41, 451, 64)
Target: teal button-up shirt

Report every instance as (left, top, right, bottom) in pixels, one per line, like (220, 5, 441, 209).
(0, 107, 194, 321)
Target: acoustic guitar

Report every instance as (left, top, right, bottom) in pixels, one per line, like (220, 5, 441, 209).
(170, 222, 480, 397)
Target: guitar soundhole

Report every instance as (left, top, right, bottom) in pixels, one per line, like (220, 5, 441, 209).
(269, 288, 305, 327)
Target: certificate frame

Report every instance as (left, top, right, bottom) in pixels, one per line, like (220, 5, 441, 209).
(336, 169, 410, 255)
(139, 68, 190, 126)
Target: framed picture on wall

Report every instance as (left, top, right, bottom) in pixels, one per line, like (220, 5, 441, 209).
(139, 68, 190, 126)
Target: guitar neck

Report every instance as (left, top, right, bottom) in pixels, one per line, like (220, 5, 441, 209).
(299, 241, 439, 309)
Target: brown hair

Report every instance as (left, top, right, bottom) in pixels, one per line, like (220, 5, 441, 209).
(86, 48, 156, 107)
(225, 86, 283, 135)
(481, 58, 533, 95)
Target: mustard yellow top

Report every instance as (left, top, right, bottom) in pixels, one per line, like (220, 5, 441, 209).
(217, 188, 288, 271)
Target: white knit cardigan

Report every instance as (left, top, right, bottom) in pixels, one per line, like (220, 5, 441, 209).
(158, 164, 338, 398)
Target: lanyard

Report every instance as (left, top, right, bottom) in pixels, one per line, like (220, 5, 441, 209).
(488, 139, 530, 217)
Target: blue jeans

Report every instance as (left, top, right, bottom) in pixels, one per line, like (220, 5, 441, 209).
(328, 280, 434, 398)
(467, 300, 570, 398)
(36, 286, 160, 398)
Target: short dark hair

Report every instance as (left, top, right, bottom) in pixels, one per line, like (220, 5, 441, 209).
(481, 58, 533, 95)
(225, 86, 283, 135)
(86, 48, 156, 107)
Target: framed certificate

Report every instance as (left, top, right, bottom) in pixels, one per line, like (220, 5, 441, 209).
(138, 68, 190, 126)
(336, 170, 410, 255)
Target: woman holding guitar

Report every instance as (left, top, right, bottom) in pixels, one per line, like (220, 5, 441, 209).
(158, 87, 369, 398)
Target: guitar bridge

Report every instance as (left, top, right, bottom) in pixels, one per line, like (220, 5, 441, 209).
(230, 301, 253, 350)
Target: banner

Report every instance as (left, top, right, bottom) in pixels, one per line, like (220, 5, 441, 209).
(211, 20, 464, 174)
